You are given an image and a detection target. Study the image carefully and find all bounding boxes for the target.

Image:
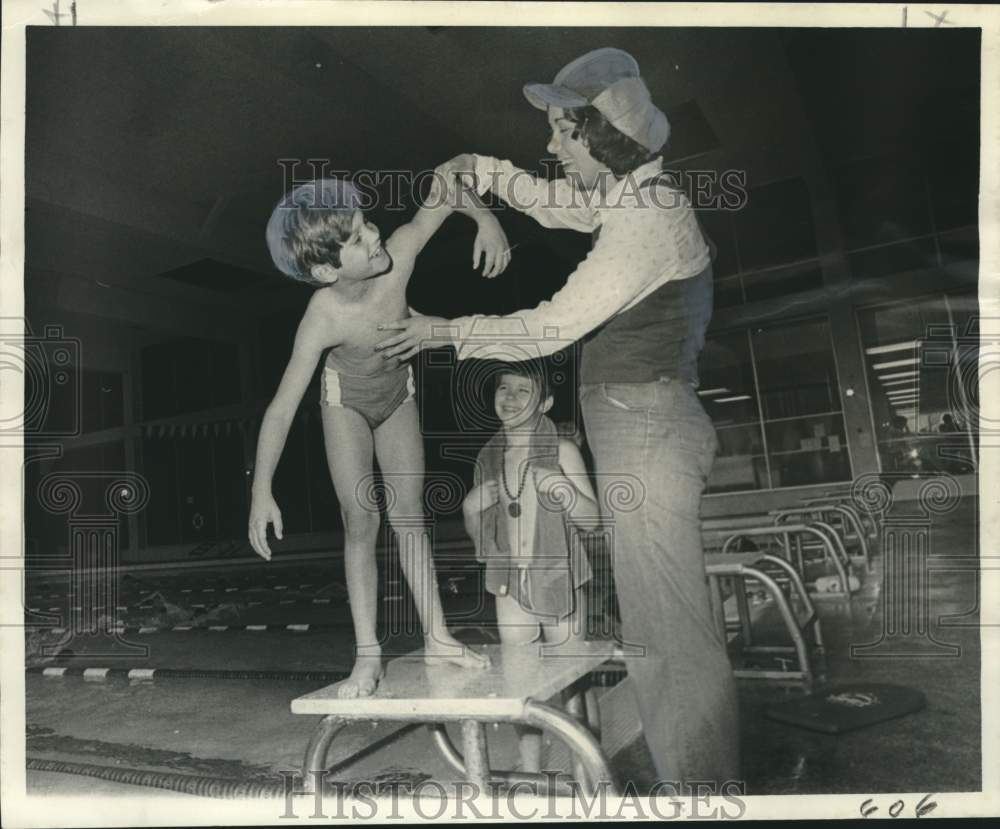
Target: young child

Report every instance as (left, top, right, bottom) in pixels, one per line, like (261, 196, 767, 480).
(249, 173, 506, 697)
(463, 361, 599, 771)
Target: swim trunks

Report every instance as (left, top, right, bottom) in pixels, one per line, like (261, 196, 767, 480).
(320, 362, 415, 430)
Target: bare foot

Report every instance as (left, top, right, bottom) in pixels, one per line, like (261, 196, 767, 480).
(423, 633, 491, 670)
(338, 645, 385, 699)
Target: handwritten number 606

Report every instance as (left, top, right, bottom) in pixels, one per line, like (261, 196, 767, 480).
(860, 794, 937, 819)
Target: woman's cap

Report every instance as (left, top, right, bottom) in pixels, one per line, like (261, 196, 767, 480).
(523, 47, 670, 152)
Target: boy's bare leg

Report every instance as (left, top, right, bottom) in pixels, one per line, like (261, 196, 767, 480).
(374, 400, 488, 670)
(321, 406, 385, 698)
(495, 592, 544, 772)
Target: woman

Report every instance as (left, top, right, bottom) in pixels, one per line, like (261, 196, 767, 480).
(377, 47, 740, 786)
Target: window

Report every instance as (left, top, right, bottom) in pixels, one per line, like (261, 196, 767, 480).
(698, 176, 822, 309)
(857, 293, 977, 475)
(836, 146, 979, 283)
(701, 317, 851, 492)
(836, 154, 933, 251)
(734, 177, 817, 272)
(700, 331, 767, 492)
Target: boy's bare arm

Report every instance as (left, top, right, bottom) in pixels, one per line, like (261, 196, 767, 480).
(387, 162, 511, 277)
(248, 305, 332, 558)
(462, 499, 482, 544)
(462, 479, 498, 555)
(537, 440, 601, 529)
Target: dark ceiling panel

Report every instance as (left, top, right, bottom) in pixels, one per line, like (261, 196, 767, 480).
(781, 28, 981, 165)
(156, 259, 272, 293)
(24, 26, 981, 323)
(663, 100, 721, 163)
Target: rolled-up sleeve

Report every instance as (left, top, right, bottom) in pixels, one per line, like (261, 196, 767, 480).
(451, 202, 691, 361)
(474, 155, 597, 234)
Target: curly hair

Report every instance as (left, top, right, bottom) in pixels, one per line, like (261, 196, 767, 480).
(563, 105, 658, 177)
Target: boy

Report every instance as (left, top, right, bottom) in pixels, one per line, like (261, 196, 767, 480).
(249, 173, 506, 697)
(463, 361, 599, 771)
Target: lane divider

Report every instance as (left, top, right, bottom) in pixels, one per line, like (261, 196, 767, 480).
(27, 578, 472, 618)
(27, 582, 305, 604)
(25, 756, 433, 799)
(26, 756, 289, 799)
(29, 662, 623, 686)
(27, 575, 471, 605)
(40, 622, 355, 635)
(26, 593, 354, 621)
(30, 666, 349, 682)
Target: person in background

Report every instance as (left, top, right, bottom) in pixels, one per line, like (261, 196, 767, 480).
(939, 412, 959, 433)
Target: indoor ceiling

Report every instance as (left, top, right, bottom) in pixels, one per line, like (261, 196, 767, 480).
(24, 26, 980, 340)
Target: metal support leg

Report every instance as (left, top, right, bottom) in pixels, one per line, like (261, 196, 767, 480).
(791, 531, 805, 576)
(301, 715, 348, 793)
(707, 573, 727, 642)
(741, 567, 813, 689)
(761, 554, 824, 653)
(807, 523, 853, 594)
(523, 700, 618, 796)
(461, 720, 489, 789)
(777, 504, 868, 572)
(834, 506, 871, 572)
(735, 574, 753, 645)
(583, 687, 602, 738)
(428, 723, 574, 795)
(428, 723, 466, 775)
(565, 692, 592, 791)
(811, 521, 853, 572)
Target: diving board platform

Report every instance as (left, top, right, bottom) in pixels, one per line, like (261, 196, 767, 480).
(292, 641, 622, 795)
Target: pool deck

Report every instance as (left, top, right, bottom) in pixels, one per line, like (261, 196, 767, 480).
(21, 496, 982, 798)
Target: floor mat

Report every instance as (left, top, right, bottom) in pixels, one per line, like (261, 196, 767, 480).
(765, 683, 926, 734)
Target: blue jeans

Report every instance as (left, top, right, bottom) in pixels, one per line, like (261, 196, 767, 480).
(580, 377, 741, 786)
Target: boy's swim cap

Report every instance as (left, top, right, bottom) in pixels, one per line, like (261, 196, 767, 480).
(265, 178, 362, 278)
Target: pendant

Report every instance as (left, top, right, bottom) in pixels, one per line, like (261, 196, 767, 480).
(508, 501, 521, 518)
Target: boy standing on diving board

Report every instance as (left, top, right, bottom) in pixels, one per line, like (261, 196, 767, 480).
(249, 172, 508, 697)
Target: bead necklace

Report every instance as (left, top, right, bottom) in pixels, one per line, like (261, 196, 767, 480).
(500, 450, 531, 518)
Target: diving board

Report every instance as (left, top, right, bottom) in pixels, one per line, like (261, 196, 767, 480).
(291, 641, 622, 795)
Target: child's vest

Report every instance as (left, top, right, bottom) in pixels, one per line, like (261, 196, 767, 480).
(472, 415, 576, 618)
